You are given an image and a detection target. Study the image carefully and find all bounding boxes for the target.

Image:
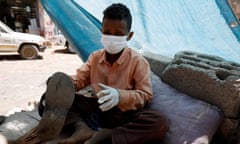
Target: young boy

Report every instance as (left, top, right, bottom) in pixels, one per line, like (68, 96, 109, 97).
(11, 3, 169, 144)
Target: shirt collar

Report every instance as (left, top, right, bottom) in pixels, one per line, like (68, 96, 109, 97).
(99, 49, 106, 64)
(99, 48, 129, 65)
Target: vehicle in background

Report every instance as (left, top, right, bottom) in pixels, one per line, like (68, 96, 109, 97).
(52, 32, 76, 54)
(0, 20, 48, 59)
(64, 40, 76, 54)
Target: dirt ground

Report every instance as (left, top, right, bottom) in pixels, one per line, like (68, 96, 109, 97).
(0, 46, 83, 116)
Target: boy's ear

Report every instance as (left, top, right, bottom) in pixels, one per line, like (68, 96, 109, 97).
(127, 32, 134, 41)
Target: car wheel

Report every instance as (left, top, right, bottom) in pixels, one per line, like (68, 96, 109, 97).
(19, 44, 39, 59)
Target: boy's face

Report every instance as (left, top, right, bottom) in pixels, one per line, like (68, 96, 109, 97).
(101, 18, 133, 40)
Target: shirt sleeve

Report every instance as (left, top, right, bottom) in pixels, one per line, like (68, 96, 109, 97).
(117, 57, 153, 112)
(73, 54, 93, 91)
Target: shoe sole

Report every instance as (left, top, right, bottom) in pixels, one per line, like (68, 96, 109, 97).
(16, 72, 75, 143)
(45, 72, 75, 112)
(40, 72, 75, 139)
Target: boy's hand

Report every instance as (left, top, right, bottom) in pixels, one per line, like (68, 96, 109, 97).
(70, 75, 79, 90)
(97, 83, 119, 111)
(77, 85, 96, 98)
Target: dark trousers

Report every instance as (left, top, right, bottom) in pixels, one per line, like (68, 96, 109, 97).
(38, 93, 169, 144)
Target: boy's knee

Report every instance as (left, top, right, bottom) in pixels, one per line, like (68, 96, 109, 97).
(153, 111, 169, 139)
(140, 109, 169, 138)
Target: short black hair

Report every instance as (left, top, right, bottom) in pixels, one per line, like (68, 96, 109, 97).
(103, 3, 132, 32)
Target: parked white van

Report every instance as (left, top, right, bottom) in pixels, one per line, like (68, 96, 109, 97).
(0, 21, 47, 59)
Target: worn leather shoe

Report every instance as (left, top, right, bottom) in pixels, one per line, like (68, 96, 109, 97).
(13, 72, 75, 144)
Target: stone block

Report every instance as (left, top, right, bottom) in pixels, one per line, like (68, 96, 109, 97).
(162, 51, 240, 118)
(143, 51, 172, 78)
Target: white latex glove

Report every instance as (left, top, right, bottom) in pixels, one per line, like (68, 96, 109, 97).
(97, 83, 120, 111)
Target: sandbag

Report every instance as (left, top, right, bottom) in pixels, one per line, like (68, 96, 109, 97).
(149, 72, 222, 144)
(0, 111, 40, 141)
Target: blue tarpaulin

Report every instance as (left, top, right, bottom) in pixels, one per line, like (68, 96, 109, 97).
(41, 0, 240, 63)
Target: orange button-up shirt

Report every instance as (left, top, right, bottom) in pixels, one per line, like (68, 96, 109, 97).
(74, 47, 153, 112)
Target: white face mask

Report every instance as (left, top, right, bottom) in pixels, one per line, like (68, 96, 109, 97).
(101, 34, 128, 54)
